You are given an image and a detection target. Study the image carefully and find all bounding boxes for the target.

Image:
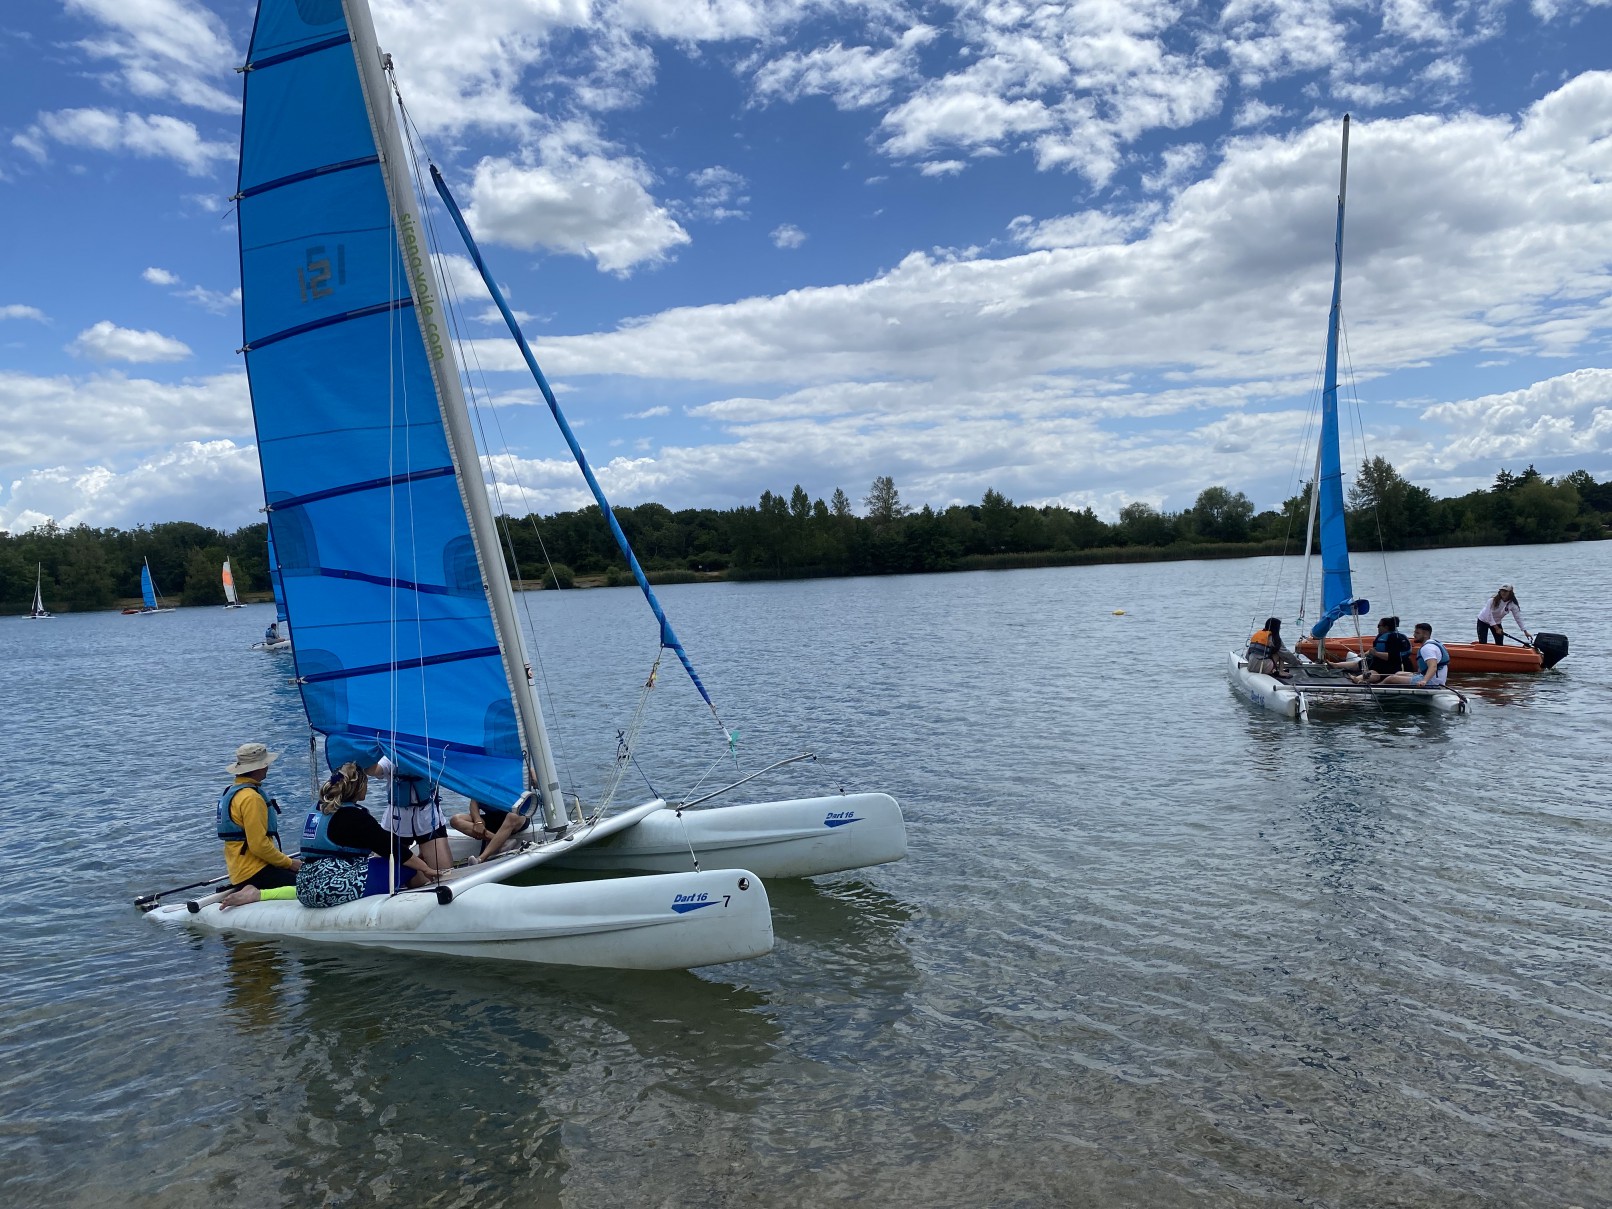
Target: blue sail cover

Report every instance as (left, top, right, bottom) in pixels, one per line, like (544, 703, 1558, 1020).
(265, 525, 287, 623)
(140, 562, 156, 610)
(1309, 163, 1355, 641)
(239, 0, 523, 806)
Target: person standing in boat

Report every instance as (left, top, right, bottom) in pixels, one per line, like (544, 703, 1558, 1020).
(1247, 618, 1299, 679)
(295, 763, 443, 908)
(1476, 585, 1531, 646)
(216, 742, 300, 906)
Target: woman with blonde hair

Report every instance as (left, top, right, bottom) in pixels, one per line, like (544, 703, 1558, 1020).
(293, 762, 446, 909)
(1476, 584, 1530, 646)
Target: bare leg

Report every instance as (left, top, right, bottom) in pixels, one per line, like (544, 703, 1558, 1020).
(219, 885, 263, 910)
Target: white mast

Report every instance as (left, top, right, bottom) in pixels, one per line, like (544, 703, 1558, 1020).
(343, 0, 565, 829)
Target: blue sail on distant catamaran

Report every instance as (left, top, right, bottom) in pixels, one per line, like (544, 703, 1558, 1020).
(123, 558, 175, 616)
(1228, 116, 1463, 719)
(251, 527, 291, 650)
(147, 0, 903, 970)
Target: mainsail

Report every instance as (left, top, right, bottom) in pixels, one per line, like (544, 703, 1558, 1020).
(140, 561, 158, 610)
(1307, 115, 1360, 640)
(222, 559, 239, 605)
(265, 526, 288, 624)
(238, 0, 546, 811)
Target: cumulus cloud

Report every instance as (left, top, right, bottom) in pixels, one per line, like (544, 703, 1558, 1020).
(459, 125, 690, 275)
(770, 223, 806, 249)
(1, 305, 47, 323)
(17, 107, 233, 174)
(0, 368, 248, 467)
(753, 27, 937, 110)
(0, 440, 262, 532)
(65, 0, 239, 113)
(68, 321, 192, 364)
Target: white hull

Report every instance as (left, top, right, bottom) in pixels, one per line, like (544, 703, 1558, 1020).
(149, 868, 772, 970)
(252, 638, 292, 652)
(1226, 651, 1465, 718)
(534, 793, 908, 878)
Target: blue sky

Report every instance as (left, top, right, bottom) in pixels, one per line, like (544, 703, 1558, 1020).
(3, 0, 1611, 533)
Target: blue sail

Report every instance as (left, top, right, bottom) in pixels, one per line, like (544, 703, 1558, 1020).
(239, 0, 522, 806)
(140, 562, 157, 610)
(428, 166, 720, 717)
(1309, 117, 1357, 641)
(265, 525, 288, 624)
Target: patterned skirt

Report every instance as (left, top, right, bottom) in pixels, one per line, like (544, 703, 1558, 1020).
(295, 857, 369, 908)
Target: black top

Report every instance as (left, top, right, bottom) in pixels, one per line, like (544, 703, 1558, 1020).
(326, 806, 392, 858)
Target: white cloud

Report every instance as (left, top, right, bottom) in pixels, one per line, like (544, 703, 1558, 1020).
(65, 0, 240, 114)
(1, 306, 47, 323)
(753, 28, 937, 110)
(0, 440, 262, 532)
(918, 159, 966, 177)
(21, 108, 233, 175)
(459, 125, 690, 275)
(626, 405, 670, 419)
(685, 165, 749, 222)
(0, 369, 248, 467)
(1419, 367, 1612, 472)
(68, 321, 192, 364)
(143, 267, 180, 286)
(770, 223, 806, 249)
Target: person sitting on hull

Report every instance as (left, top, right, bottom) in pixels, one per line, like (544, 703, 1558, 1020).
(1329, 616, 1412, 677)
(1247, 618, 1300, 680)
(295, 762, 444, 908)
(1356, 622, 1448, 688)
(216, 742, 301, 908)
(450, 796, 539, 864)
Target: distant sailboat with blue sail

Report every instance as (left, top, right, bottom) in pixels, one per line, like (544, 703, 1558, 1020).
(1228, 117, 1464, 719)
(252, 527, 291, 651)
(124, 558, 175, 616)
(148, 0, 899, 969)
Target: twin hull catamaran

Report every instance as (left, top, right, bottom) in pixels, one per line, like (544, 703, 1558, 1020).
(146, 0, 905, 970)
(221, 559, 244, 608)
(1227, 116, 1463, 720)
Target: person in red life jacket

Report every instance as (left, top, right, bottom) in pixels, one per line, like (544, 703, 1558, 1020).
(216, 742, 301, 908)
(1246, 617, 1298, 679)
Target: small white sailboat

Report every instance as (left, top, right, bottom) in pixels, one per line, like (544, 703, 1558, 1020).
(221, 559, 245, 608)
(26, 563, 51, 619)
(148, 0, 900, 970)
(1227, 117, 1464, 720)
(123, 558, 175, 616)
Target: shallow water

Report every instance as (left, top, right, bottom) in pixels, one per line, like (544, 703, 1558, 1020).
(1, 542, 1609, 1207)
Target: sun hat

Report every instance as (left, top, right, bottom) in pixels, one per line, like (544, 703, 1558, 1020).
(1500, 583, 1514, 591)
(226, 742, 280, 775)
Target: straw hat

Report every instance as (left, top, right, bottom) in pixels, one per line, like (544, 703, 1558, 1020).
(226, 742, 280, 775)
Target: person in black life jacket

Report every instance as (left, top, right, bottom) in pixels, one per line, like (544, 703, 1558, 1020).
(1332, 616, 1412, 677)
(294, 762, 445, 908)
(1246, 617, 1298, 679)
(216, 742, 301, 908)
(1359, 622, 1450, 687)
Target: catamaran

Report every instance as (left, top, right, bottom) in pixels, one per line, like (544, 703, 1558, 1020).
(145, 0, 903, 969)
(26, 564, 50, 619)
(1227, 117, 1464, 720)
(123, 558, 176, 616)
(221, 559, 244, 608)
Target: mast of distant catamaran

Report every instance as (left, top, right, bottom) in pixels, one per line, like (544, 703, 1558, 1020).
(344, 0, 565, 829)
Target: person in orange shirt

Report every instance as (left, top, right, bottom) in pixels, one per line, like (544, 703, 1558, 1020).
(216, 742, 301, 908)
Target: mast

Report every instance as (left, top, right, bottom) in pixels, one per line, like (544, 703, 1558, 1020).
(342, 0, 564, 827)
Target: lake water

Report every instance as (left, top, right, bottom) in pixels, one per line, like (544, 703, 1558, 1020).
(2, 542, 1609, 1207)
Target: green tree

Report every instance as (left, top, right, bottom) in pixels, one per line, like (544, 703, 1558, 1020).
(1188, 486, 1254, 542)
(863, 476, 909, 526)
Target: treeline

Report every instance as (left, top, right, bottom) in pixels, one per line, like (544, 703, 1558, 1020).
(3, 462, 1608, 611)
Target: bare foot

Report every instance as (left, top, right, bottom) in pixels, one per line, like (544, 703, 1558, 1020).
(218, 886, 262, 910)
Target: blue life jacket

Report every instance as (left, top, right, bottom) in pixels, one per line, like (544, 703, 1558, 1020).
(217, 782, 280, 852)
(1416, 640, 1450, 674)
(299, 808, 373, 861)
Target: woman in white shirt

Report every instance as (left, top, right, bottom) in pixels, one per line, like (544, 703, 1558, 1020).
(1476, 584, 1530, 645)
